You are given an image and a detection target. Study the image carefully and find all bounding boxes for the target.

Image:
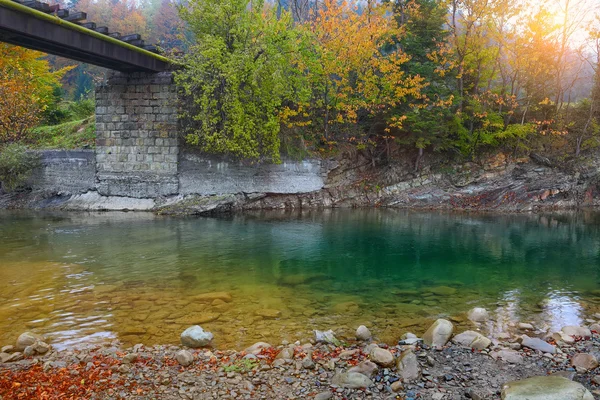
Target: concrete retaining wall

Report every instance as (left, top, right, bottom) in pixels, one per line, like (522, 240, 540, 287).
(25, 149, 326, 199)
(28, 150, 96, 194)
(179, 153, 325, 195)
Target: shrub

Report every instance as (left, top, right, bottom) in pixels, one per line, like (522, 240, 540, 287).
(0, 144, 40, 192)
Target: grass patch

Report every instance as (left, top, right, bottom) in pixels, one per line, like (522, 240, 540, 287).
(30, 117, 95, 149)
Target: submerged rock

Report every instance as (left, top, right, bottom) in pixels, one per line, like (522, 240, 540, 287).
(331, 371, 373, 389)
(193, 292, 232, 303)
(278, 274, 334, 287)
(423, 319, 454, 348)
(425, 286, 457, 296)
(180, 325, 213, 348)
(452, 330, 491, 350)
(467, 307, 490, 322)
(254, 309, 281, 319)
(356, 325, 371, 341)
(501, 376, 593, 400)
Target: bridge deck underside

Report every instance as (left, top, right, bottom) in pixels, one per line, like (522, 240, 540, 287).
(0, 6, 168, 72)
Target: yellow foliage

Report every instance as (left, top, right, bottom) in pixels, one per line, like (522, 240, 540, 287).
(0, 44, 74, 143)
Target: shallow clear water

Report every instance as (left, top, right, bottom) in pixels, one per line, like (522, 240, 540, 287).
(1, 209, 600, 350)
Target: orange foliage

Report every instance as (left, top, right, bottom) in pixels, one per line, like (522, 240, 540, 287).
(287, 0, 423, 137)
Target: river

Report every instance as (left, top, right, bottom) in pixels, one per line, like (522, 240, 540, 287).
(1, 209, 599, 350)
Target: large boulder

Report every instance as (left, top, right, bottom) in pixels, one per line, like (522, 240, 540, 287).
(467, 307, 490, 323)
(331, 372, 373, 389)
(16, 332, 43, 352)
(452, 330, 491, 350)
(396, 349, 421, 382)
(501, 376, 593, 400)
(180, 325, 213, 348)
(423, 319, 454, 348)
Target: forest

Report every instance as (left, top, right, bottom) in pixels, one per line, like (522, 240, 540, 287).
(1, 0, 600, 168)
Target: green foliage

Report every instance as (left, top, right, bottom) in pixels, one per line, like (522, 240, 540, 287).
(30, 118, 95, 149)
(43, 97, 95, 126)
(222, 358, 258, 373)
(0, 143, 40, 192)
(175, 0, 305, 162)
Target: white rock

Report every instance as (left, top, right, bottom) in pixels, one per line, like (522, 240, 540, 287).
(492, 349, 523, 364)
(314, 330, 339, 345)
(176, 350, 194, 366)
(275, 347, 294, 360)
(396, 349, 420, 382)
(369, 347, 394, 367)
(467, 307, 490, 322)
(180, 325, 213, 348)
(348, 360, 378, 377)
(519, 335, 556, 354)
(452, 330, 491, 350)
(501, 376, 593, 399)
(571, 353, 599, 371)
(244, 342, 272, 355)
(562, 326, 592, 338)
(331, 372, 373, 389)
(356, 325, 372, 341)
(551, 332, 575, 345)
(518, 322, 534, 330)
(423, 319, 454, 348)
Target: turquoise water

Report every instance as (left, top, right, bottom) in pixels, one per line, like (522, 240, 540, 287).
(0, 210, 599, 349)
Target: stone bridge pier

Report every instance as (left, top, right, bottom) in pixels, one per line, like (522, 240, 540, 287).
(95, 71, 179, 198)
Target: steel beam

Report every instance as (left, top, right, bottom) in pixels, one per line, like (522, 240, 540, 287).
(0, 3, 170, 72)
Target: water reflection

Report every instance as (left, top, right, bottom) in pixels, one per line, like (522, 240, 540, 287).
(0, 209, 599, 349)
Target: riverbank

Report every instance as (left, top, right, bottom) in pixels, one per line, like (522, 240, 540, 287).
(1, 318, 599, 399)
(1, 150, 599, 213)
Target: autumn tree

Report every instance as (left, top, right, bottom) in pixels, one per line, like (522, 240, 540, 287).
(286, 0, 422, 155)
(0, 44, 71, 144)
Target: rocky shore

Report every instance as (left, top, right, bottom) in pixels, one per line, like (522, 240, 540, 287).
(2, 311, 600, 399)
